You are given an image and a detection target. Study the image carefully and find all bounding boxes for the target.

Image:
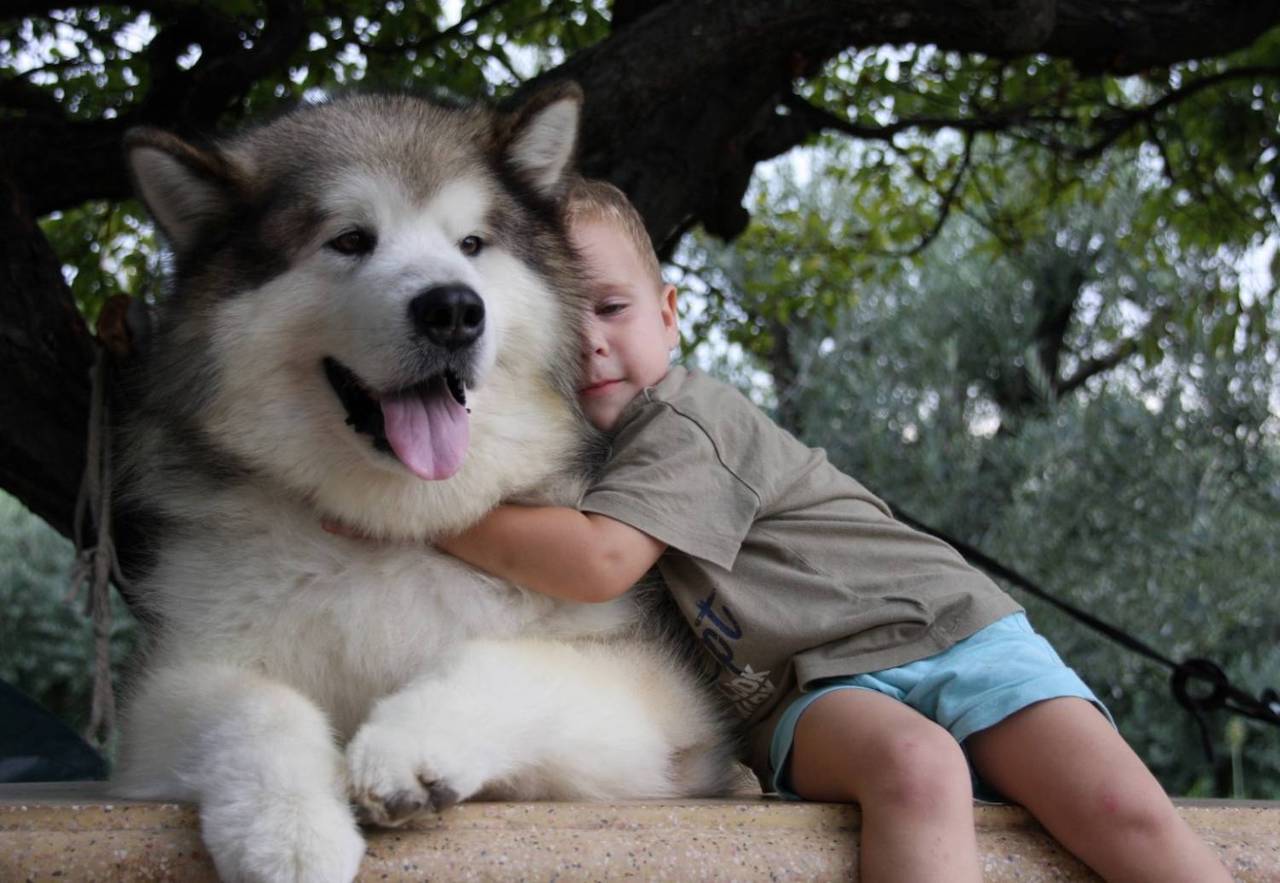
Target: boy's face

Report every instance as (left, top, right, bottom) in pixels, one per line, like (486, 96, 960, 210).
(572, 218, 678, 432)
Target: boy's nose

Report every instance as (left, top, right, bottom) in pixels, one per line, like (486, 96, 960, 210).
(582, 323, 608, 357)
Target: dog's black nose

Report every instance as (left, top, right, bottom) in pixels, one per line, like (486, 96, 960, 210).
(410, 284, 485, 349)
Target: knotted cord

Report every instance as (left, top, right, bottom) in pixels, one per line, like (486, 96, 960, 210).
(67, 343, 129, 749)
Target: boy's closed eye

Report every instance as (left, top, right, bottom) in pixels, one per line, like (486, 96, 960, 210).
(596, 301, 628, 317)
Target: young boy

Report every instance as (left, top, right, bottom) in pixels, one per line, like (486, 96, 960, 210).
(437, 179, 1230, 882)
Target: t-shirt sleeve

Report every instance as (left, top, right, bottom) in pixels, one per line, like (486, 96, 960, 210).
(579, 403, 760, 570)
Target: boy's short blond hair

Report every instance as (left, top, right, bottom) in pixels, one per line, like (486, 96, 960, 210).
(565, 177, 664, 289)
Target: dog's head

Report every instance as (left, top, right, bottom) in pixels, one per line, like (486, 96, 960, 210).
(126, 85, 590, 537)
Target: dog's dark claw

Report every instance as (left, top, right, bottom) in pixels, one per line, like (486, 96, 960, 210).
(384, 789, 430, 820)
(427, 782, 459, 812)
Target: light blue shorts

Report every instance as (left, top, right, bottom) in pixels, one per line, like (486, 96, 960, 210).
(769, 612, 1114, 801)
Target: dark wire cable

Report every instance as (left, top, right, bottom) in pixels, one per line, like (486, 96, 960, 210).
(890, 505, 1280, 764)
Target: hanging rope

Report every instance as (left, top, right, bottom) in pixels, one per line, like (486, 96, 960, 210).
(67, 341, 130, 750)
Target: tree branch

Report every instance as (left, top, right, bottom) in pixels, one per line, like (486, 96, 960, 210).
(1058, 298, 1183, 397)
(780, 92, 1070, 145)
(159, 0, 309, 125)
(4, 0, 199, 17)
(0, 74, 64, 115)
(1051, 0, 1280, 75)
(1073, 65, 1280, 161)
(1058, 338, 1141, 396)
(3, 0, 90, 16)
(1031, 258, 1088, 388)
(882, 133, 975, 258)
(611, 0, 676, 32)
(359, 0, 522, 58)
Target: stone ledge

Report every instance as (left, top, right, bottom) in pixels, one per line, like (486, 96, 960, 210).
(3, 782, 1278, 881)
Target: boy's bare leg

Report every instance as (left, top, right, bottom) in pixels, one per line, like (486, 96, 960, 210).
(788, 689, 982, 883)
(966, 697, 1231, 883)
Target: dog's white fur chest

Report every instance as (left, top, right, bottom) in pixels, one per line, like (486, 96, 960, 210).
(138, 497, 611, 735)
(144, 509, 529, 721)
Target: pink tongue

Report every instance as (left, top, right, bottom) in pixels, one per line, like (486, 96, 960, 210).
(380, 378, 470, 480)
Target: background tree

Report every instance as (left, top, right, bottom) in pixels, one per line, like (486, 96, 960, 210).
(2, 1, 1278, 793)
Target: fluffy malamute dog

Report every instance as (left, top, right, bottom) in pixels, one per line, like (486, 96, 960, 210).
(110, 84, 737, 883)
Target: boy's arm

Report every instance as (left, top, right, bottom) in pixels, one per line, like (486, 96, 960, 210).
(437, 504, 667, 603)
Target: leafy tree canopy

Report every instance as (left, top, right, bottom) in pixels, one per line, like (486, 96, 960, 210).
(4, 2, 1276, 343)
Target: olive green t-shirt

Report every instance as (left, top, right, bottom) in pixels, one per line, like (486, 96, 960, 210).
(579, 366, 1021, 778)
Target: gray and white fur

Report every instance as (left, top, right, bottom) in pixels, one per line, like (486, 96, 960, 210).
(110, 85, 738, 883)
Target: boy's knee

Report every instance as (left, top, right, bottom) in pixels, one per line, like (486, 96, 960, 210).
(862, 725, 971, 812)
(1082, 786, 1180, 842)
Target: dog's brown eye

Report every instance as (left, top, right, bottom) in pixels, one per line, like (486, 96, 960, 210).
(460, 235, 484, 257)
(327, 229, 376, 256)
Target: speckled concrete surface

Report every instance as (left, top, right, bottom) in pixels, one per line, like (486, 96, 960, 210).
(2, 783, 1277, 881)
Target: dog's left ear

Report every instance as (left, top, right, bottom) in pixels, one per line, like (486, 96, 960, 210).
(503, 81, 582, 199)
(124, 128, 247, 258)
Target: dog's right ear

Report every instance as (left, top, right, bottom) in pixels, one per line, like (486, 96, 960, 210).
(125, 129, 242, 256)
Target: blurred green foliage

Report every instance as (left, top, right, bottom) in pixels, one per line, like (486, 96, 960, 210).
(0, 492, 139, 738)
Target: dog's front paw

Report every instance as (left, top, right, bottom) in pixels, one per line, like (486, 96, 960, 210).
(346, 719, 481, 827)
(201, 791, 364, 883)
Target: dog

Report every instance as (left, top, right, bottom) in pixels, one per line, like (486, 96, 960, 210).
(110, 84, 738, 883)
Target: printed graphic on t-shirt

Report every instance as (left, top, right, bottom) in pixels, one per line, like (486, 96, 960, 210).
(693, 588, 777, 718)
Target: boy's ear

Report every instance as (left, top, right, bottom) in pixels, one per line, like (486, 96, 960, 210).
(124, 128, 246, 257)
(502, 81, 582, 200)
(661, 283, 680, 349)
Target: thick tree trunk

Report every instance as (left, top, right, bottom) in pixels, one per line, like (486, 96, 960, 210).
(0, 173, 94, 537)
